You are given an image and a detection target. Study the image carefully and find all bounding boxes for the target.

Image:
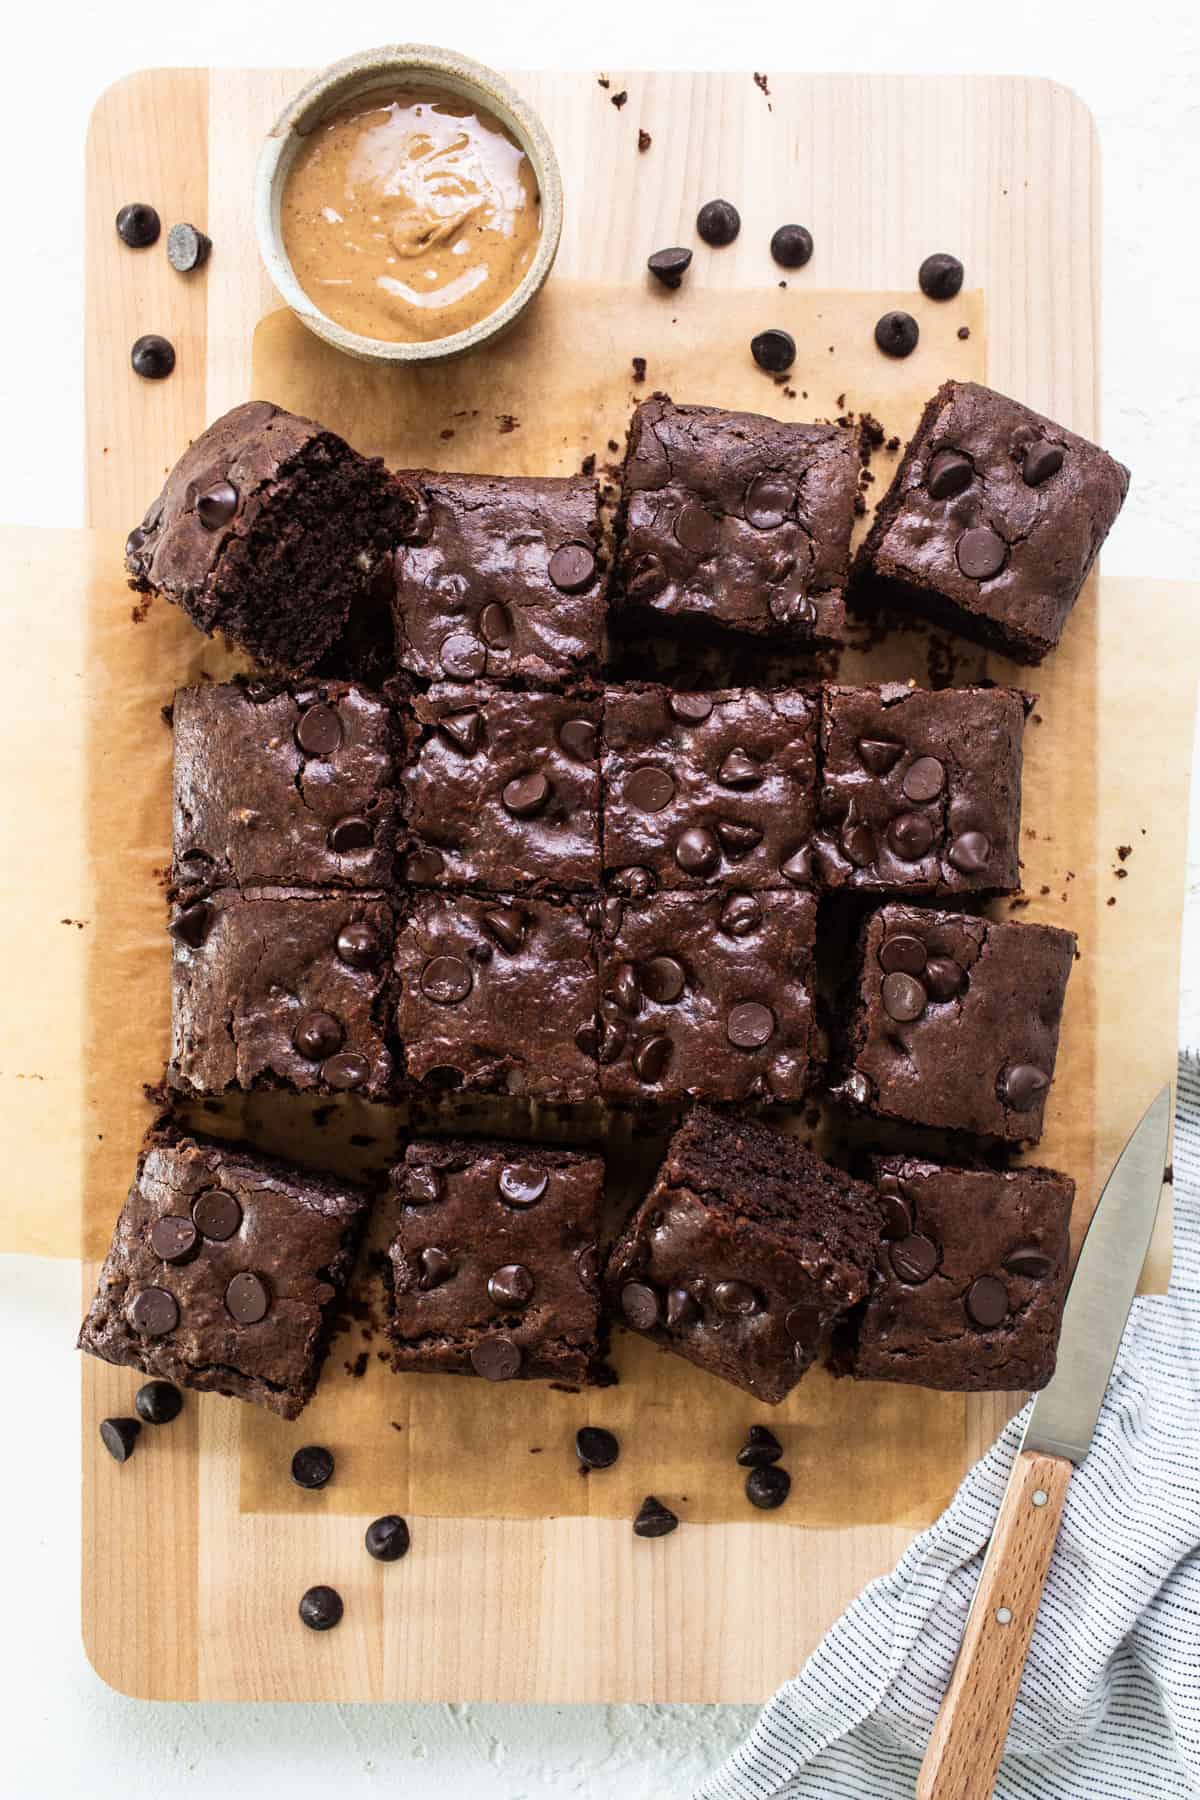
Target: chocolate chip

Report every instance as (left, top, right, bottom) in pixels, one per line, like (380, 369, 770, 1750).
(116, 202, 160, 248)
(721, 893, 763, 936)
(718, 748, 762, 788)
(918, 252, 964, 299)
(880, 934, 927, 976)
(192, 1188, 241, 1241)
(713, 1279, 759, 1316)
(647, 246, 693, 288)
(418, 1247, 455, 1291)
(576, 1427, 620, 1470)
(299, 1586, 343, 1631)
(769, 591, 817, 631)
(857, 737, 903, 775)
(626, 765, 675, 812)
(746, 1465, 791, 1510)
(548, 541, 597, 592)
(675, 502, 721, 554)
(1023, 442, 1064, 487)
(727, 1002, 774, 1048)
(780, 847, 813, 885)
(928, 450, 973, 499)
(841, 818, 877, 867)
(439, 632, 488, 679)
(225, 1272, 269, 1324)
(874, 311, 919, 357)
(770, 223, 813, 268)
(131, 333, 176, 379)
(488, 1263, 534, 1306)
(559, 717, 598, 761)
(641, 955, 686, 1003)
(295, 703, 342, 757)
(666, 1285, 700, 1328)
(336, 921, 383, 968)
(134, 1381, 182, 1425)
(626, 553, 667, 598)
(128, 1284, 179, 1336)
(697, 198, 740, 245)
(613, 865, 656, 899)
(744, 472, 796, 529)
(1005, 1246, 1053, 1279)
(925, 956, 964, 1001)
(902, 755, 944, 803)
(405, 847, 447, 883)
(887, 812, 936, 861)
(150, 1215, 198, 1263)
(195, 479, 238, 529)
(291, 1445, 335, 1490)
(633, 1495, 679, 1539)
(891, 1233, 938, 1284)
(608, 962, 643, 1015)
(737, 1425, 783, 1467)
(1003, 1064, 1050, 1111)
(576, 1243, 602, 1287)
(365, 1516, 410, 1561)
(100, 1417, 141, 1463)
(166, 221, 211, 272)
(169, 898, 213, 948)
(482, 907, 525, 953)
(596, 1018, 627, 1062)
(502, 771, 552, 817)
(421, 956, 473, 1004)
(880, 1192, 913, 1240)
(479, 601, 513, 648)
(956, 526, 1008, 581)
(439, 709, 482, 754)
(717, 821, 763, 857)
(292, 1010, 343, 1060)
(633, 1034, 673, 1083)
(948, 831, 991, 874)
(674, 826, 720, 875)
(471, 1337, 521, 1381)
(669, 692, 714, 723)
(404, 1166, 441, 1205)
(621, 1281, 660, 1329)
(751, 328, 796, 373)
(965, 1275, 1010, 1329)
(785, 1303, 822, 1341)
(882, 971, 927, 1023)
(499, 1164, 549, 1207)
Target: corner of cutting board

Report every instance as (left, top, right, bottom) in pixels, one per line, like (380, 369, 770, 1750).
(85, 66, 205, 151)
(80, 1598, 198, 1702)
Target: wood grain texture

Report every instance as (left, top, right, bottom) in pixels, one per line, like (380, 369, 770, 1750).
(917, 1450, 1074, 1800)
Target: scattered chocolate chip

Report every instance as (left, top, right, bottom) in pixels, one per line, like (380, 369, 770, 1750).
(150, 1215, 198, 1264)
(116, 203, 161, 248)
(499, 1163, 549, 1207)
(470, 1336, 521, 1381)
(721, 893, 763, 936)
(746, 1465, 791, 1510)
(365, 1515, 410, 1561)
(488, 1263, 534, 1307)
(292, 1445, 335, 1490)
(130, 334, 176, 379)
(295, 702, 342, 757)
(633, 1495, 679, 1537)
(129, 1286, 179, 1336)
(192, 1188, 241, 1241)
(751, 328, 796, 373)
(336, 921, 383, 968)
(918, 252, 964, 300)
(927, 450, 973, 499)
(965, 1275, 1010, 1329)
(714, 1279, 759, 1316)
(559, 718, 598, 762)
(626, 765, 676, 812)
(726, 1001, 775, 1048)
(891, 1233, 939, 1284)
(948, 830, 991, 874)
(697, 199, 740, 245)
(1023, 442, 1065, 486)
(956, 526, 1008, 581)
(166, 221, 211, 272)
(293, 1010, 344, 1060)
(225, 1271, 270, 1324)
(439, 632, 488, 679)
(666, 1285, 700, 1328)
(674, 826, 721, 876)
(857, 737, 904, 775)
(134, 1381, 182, 1425)
(669, 691, 714, 723)
(576, 1427, 620, 1470)
(502, 771, 552, 817)
(882, 971, 927, 1023)
(421, 955, 473, 1004)
(1003, 1063, 1050, 1111)
(169, 900, 213, 948)
(879, 933, 927, 976)
(638, 129, 652, 152)
(195, 479, 238, 529)
(99, 1417, 141, 1463)
(1005, 1246, 1053, 1279)
(621, 1281, 660, 1329)
(925, 956, 964, 1001)
(648, 246, 692, 288)
(874, 311, 919, 358)
(418, 1247, 455, 1291)
(770, 224, 813, 268)
(299, 1585, 343, 1631)
(633, 1034, 673, 1083)
(737, 1425, 783, 1467)
(548, 541, 597, 592)
(482, 907, 525, 953)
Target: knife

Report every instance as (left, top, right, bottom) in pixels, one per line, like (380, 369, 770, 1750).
(916, 1084, 1172, 1800)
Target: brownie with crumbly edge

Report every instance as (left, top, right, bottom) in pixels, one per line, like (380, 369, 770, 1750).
(852, 380, 1129, 664)
(77, 1127, 369, 1419)
(386, 1138, 605, 1383)
(615, 397, 858, 646)
(814, 682, 1029, 895)
(604, 1107, 883, 1403)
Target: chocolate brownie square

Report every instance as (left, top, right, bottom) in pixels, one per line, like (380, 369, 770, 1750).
(604, 1107, 882, 1402)
(126, 401, 418, 674)
(399, 685, 600, 891)
(814, 683, 1029, 895)
(840, 905, 1075, 1142)
(168, 890, 393, 1100)
(836, 1157, 1075, 1390)
(390, 471, 606, 686)
(386, 1139, 605, 1383)
(393, 891, 598, 1100)
(601, 684, 818, 891)
(77, 1127, 369, 1418)
(853, 380, 1129, 664)
(593, 889, 819, 1105)
(615, 398, 857, 646)
(173, 680, 398, 893)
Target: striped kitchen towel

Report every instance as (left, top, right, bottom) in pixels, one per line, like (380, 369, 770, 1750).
(696, 1054, 1200, 1800)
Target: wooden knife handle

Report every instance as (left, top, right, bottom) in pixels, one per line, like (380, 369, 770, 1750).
(916, 1449, 1073, 1800)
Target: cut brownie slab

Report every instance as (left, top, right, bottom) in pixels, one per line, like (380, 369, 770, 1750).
(386, 1139, 605, 1383)
(393, 891, 598, 1100)
(400, 685, 601, 891)
(840, 904, 1075, 1142)
(78, 1128, 369, 1418)
(815, 683, 1029, 895)
(389, 471, 607, 687)
(126, 401, 418, 674)
(602, 684, 818, 892)
(853, 380, 1129, 663)
(593, 889, 819, 1105)
(173, 680, 398, 893)
(615, 397, 857, 646)
(168, 890, 393, 1101)
(835, 1157, 1074, 1390)
(604, 1107, 883, 1403)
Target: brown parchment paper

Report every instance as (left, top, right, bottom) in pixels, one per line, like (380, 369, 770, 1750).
(21, 282, 1183, 1530)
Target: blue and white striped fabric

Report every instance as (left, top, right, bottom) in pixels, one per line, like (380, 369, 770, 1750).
(696, 1055, 1200, 1800)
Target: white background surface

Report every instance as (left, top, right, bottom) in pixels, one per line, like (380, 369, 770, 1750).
(2, 2, 1199, 1796)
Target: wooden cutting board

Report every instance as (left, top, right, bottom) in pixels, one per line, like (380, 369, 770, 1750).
(75, 66, 1191, 1703)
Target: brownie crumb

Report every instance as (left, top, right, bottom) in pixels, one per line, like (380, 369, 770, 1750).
(886, 435, 901, 452)
(637, 129, 651, 153)
(581, 453, 596, 477)
(344, 1352, 369, 1379)
(607, 438, 620, 453)
(853, 493, 868, 516)
(597, 75, 610, 90)
(957, 325, 971, 340)
(161, 702, 175, 728)
(1106, 895, 1116, 906)
(632, 356, 647, 384)
(753, 72, 771, 106)
(1115, 868, 1128, 880)
(1165, 1164, 1174, 1185)
(497, 414, 519, 434)
(311, 1105, 336, 1127)
(390, 1421, 403, 1432)
(549, 1382, 582, 1394)
(529, 1446, 544, 1454)
(1117, 844, 1132, 861)
(439, 428, 454, 441)
(611, 90, 628, 110)
(836, 392, 846, 410)
(130, 595, 152, 624)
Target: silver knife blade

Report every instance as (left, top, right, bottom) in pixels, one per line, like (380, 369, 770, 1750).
(1022, 1084, 1171, 1464)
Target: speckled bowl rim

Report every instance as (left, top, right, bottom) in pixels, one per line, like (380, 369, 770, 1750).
(255, 45, 563, 365)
